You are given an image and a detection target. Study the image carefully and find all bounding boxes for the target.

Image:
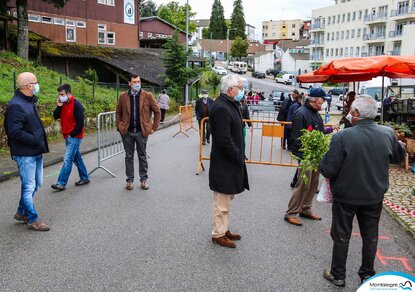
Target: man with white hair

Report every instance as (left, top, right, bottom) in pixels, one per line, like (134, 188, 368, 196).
(319, 96, 405, 287)
(209, 74, 249, 248)
(4, 72, 50, 231)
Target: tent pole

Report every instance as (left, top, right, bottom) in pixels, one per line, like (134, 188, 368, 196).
(380, 74, 385, 123)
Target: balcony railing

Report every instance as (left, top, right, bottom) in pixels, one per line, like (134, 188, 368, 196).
(361, 52, 368, 57)
(362, 33, 386, 41)
(388, 50, 401, 56)
(364, 12, 388, 22)
(310, 39, 324, 45)
(390, 7, 415, 17)
(310, 23, 325, 30)
(389, 30, 403, 38)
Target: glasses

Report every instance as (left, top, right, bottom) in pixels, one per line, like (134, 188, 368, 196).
(232, 86, 243, 90)
(27, 82, 38, 85)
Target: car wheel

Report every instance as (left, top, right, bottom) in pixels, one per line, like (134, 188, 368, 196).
(309, 86, 313, 90)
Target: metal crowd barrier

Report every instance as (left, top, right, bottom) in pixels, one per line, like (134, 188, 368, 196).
(196, 117, 298, 175)
(89, 111, 124, 177)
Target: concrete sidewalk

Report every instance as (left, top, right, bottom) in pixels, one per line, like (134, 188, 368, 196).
(0, 113, 180, 183)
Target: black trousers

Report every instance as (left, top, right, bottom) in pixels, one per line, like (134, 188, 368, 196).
(160, 109, 167, 122)
(330, 200, 382, 281)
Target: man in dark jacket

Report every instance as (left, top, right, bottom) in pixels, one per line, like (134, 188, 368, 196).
(51, 83, 90, 191)
(4, 72, 50, 231)
(284, 88, 336, 226)
(319, 96, 405, 287)
(209, 74, 249, 248)
(195, 89, 214, 145)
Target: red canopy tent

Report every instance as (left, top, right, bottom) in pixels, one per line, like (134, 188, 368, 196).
(296, 55, 415, 121)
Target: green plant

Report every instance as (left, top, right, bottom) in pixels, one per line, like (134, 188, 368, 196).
(291, 129, 331, 183)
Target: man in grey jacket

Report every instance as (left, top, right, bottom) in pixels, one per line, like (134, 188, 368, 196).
(319, 96, 405, 287)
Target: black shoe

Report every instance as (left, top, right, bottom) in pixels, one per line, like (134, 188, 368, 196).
(75, 179, 90, 186)
(244, 155, 248, 160)
(51, 184, 65, 191)
(290, 181, 297, 188)
(323, 269, 346, 287)
(361, 275, 373, 284)
(207, 140, 210, 144)
(202, 141, 206, 145)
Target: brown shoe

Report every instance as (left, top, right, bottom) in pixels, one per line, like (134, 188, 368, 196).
(51, 184, 65, 191)
(14, 213, 28, 224)
(27, 221, 50, 231)
(284, 216, 303, 226)
(126, 182, 134, 190)
(299, 213, 322, 221)
(141, 180, 149, 190)
(225, 230, 241, 240)
(212, 235, 236, 248)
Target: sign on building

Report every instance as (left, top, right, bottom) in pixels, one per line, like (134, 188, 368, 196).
(124, 0, 135, 24)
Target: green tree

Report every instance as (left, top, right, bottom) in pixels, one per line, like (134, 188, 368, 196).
(140, 0, 158, 17)
(230, 36, 248, 60)
(162, 30, 193, 103)
(157, 1, 196, 33)
(207, 0, 227, 39)
(207, 71, 221, 94)
(202, 27, 210, 39)
(229, 0, 246, 40)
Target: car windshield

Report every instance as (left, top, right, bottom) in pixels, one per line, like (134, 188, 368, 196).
(272, 91, 282, 97)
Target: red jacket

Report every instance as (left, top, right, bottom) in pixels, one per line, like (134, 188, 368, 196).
(53, 96, 85, 139)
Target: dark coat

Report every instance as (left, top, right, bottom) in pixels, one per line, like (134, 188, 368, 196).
(285, 101, 301, 129)
(290, 102, 324, 159)
(319, 120, 405, 205)
(4, 90, 49, 156)
(209, 93, 249, 194)
(277, 96, 292, 121)
(195, 97, 214, 120)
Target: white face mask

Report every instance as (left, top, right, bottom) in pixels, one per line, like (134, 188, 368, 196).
(346, 112, 353, 124)
(202, 94, 208, 99)
(59, 95, 69, 103)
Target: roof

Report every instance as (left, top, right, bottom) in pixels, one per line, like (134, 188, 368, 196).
(140, 16, 187, 35)
(37, 42, 166, 85)
(278, 39, 310, 51)
(8, 24, 49, 41)
(198, 39, 266, 54)
(290, 52, 309, 61)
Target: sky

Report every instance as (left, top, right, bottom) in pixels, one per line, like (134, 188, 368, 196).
(153, 0, 334, 40)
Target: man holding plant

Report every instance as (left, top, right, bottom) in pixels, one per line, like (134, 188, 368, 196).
(284, 88, 337, 226)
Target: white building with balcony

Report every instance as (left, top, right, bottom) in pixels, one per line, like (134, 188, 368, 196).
(310, 0, 415, 69)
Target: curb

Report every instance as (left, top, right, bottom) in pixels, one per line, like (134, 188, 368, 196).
(0, 118, 180, 183)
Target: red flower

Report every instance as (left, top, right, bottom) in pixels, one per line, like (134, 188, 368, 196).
(307, 125, 313, 132)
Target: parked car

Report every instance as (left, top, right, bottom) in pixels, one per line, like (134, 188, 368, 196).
(299, 82, 322, 89)
(266, 68, 280, 77)
(252, 71, 266, 78)
(275, 74, 295, 85)
(328, 87, 348, 96)
(269, 89, 288, 109)
(212, 66, 227, 75)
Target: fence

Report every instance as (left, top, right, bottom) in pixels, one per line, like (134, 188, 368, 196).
(89, 111, 124, 177)
(173, 105, 198, 138)
(196, 117, 298, 175)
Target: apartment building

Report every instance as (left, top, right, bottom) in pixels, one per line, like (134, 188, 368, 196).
(191, 19, 256, 42)
(310, 0, 415, 69)
(8, 0, 139, 48)
(262, 19, 305, 41)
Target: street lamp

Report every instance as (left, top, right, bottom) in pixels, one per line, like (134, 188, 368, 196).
(185, 0, 189, 105)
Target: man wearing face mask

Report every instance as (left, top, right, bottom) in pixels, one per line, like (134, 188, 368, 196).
(319, 96, 404, 287)
(4, 72, 50, 231)
(195, 89, 214, 145)
(116, 74, 160, 191)
(51, 83, 89, 191)
(209, 75, 249, 248)
(284, 88, 338, 226)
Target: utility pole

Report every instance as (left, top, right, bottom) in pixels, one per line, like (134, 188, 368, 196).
(210, 31, 213, 67)
(185, 0, 189, 105)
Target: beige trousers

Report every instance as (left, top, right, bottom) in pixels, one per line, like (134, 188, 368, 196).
(285, 169, 320, 217)
(212, 192, 234, 238)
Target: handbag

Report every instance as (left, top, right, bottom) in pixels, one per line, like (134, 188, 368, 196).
(317, 178, 333, 203)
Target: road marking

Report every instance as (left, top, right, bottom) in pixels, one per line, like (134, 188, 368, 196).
(376, 249, 413, 272)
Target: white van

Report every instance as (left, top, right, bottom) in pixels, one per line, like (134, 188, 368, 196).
(230, 61, 247, 74)
(276, 74, 295, 85)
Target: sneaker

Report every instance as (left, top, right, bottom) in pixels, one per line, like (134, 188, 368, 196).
(14, 213, 28, 224)
(27, 221, 50, 232)
(126, 182, 134, 190)
(75, 179, 90, 186)
(141, 180, 149, 190)
(51, 184, 65, 191)
(323, 269, 346, 287)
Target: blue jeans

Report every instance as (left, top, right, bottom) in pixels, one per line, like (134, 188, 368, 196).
(13, 155, 43, 224)
(57, 137, 89, 186)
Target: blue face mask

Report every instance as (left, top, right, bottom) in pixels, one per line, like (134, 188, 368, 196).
(235, 89, 244, 102)
(33, 83, 40, 95)
(131, 83, 141, 92)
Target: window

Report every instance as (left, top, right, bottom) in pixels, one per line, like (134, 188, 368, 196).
(330, 48, 334, 56)
(41, 16, 52, 24)
(292, 24, 295, 28)
(340, 48, 343, 56)
(272, 32, 276, 37)
(336, 31, 339, 40)
(341, 31, 344, 39)
(328, 16, 331, 25)
(66, 27, 76, 42)
(282, 25, 286, 29)
(97, 0, 114, 5)
(98, 24, 106, 44)
(356, 47, 360, 56)
(291, 32, 295, 36)
(345, 47, 349, 56)
(327, 32, 330, 41)
(326, 49, 329, 56)
(139, 32, 143, 38)
(346, 30, 350, 39)
(350, 47, 354, 56)
(66, 20, 75, 26)
(352, 11, 356, 21)
(77, 21, 86, 28)
(54, 18, 64, 25)
(335, 48, 338, 56)
(357, 28, 361, 37)
(358, 10, 362, 20)
(337, 14, 341, 23)
(347, 13, 351, 22)
(28, 14, 41, 22)
(342, 14, 345, 22)
(331, 33, 334, 40)
(107, 32, 115, 45)
(351, 29, 355, 38)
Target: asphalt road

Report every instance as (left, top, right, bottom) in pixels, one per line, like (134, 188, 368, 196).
(1, 122, 414, 291)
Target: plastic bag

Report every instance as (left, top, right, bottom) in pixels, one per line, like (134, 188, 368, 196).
(317, 178, 333, 203)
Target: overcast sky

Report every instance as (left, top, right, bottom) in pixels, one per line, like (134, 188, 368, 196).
(154, 0, 334, 39)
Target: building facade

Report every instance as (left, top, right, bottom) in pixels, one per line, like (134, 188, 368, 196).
(8, 0, 139, 49)
(262, 19, 304, 41)
(311, 0, 415, 69)
(191, 18, 256, 42)
(140, 16, 187, 48)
